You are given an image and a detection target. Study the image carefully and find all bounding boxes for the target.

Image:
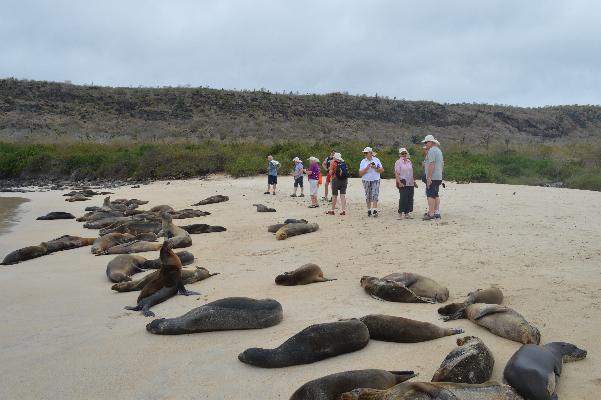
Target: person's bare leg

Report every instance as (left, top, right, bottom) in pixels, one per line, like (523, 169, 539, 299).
(331, 195, 337, 211)
(435, 197, 440, 213)
(273, 184, 277, 194)
(324, 182, 329, 199)
(427, 197, 436, 216)
(340, 194, 346, 212)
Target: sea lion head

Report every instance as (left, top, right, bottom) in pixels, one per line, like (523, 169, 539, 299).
(275, 272, 292, 285)
(160, 212, 173, 223)
(522, 325, 541, 345)
(456, 335, 479, 346)
(547, 342, 587, 362)
(360, 276, 374, 287)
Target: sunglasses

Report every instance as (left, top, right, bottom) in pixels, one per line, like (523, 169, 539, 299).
(400, 152, 407, 155)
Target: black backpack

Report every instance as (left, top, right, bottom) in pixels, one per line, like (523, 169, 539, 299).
(335, 161, 348, 179)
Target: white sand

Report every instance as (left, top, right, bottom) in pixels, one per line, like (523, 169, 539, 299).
(0, 176, 599, 399)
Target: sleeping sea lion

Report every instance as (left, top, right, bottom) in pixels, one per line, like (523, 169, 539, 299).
(150, 205, 174, 213)
(45, 235, 96, 252)
(275, 223, 319, 240)
(191, 195, 229, 206)
(275, 263, 336, 285)
(381, 272, 449, 302)
(146, 297, 281, 335)
(106, 255, 147, 282)
(161, 212, 192, 248)
(438, 287, 504, 321)
(91, 233, 136, 254)
(290, 369, 416, 400)
(180, 224, 227, 234)
(340, 381, 523, 400)
(36, 212, 75, 220)
(83, 216, 131, 229)
(96, 239, 162, 255)
(254, 204, 276, 212)
(360, 314, 463, 343)
(125, 241, 199, 317)
(431, 336, 494, 384)
(284, 218, 308, 224)
(76, 210, 123, 222)
(465, 303, 541, 344)
(504, 342, 586, 400)
(99, 220, 161, 236)
(268, 223, 287, 233)
(1, 242, 48, 265)
(238, 319, 370, 368)
(360, 276, 436, 303)
(112, 266, 217, 292)
(169, 209, 210, 219)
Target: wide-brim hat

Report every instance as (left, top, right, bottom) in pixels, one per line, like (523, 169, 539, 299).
(333, 152, 344, 162)
(421, 134, 440, 145)
(292, 157, 301, 163)
(398, 147, 410, 157)
(308, 156, 319, 162)
(362, 146, 377, 156)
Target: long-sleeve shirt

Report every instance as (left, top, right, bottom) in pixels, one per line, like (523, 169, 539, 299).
(394, 158, 415, 186)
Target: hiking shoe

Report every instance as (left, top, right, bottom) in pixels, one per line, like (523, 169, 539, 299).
(272, 192, 276, 195)
(372, 210, 379, 218)
(340, 211, 346, 215)
(423, 214, 436, 221)
(326, 210, 335, 215)
(290, 194, 297, 197)
(367, 210, 372, 217)
(434, 213, 441, 219)
(264, 192, 270, 194)
(299, 194, 304, 197)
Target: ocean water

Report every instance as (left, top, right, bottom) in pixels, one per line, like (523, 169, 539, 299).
(0, 197, 29, 236)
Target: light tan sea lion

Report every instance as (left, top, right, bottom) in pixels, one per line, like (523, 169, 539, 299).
(438, 287, 504, 321)
(275, 223, 319, 240)
(275, 263, 336, 285)
(360, 314, 462, 343)
(45, 235, 96, 252)
(360, 276, 436, 303)
(191, 195, 229, 206)
(161, 212, 192, 248)
(381, 272, 449, 302)
(431, 336, 494, 384)
(106, 255, 148, 282)
(254, 203, 276, 212)
(465, 303, 541, 344)
(91, 233, 136, 254)
(96, 240, 162, 255)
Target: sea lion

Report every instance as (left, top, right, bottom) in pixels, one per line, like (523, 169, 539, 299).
(76, 210, 123, 222)
(161, 212, 192, 248)
(65, 194, 91, 202)
(290, 370, 417, 400)
(96, 239, 162, 255)
(360, 276, 437, 303)
(381, 272, 449, 302)
(504, 342, 587, 400)
(268, 223, 287, 233)
(438, 287, 504, 321)
(45, 235, 95, 253)
(125, 241, 199, 317)
(464, 303, 541, 344)
(106, 254, 148, 282)
(91, 233, 136, 254)
(1, 242, 48, 265)
(191, 195, 229, 206)
(139, 250, 195, 269)
(112, 266, 217, 292)
(180, 224, 227, 234)
(275, 263, 336, 285)
(150, 205, 174, 213)
(238, 319, 370, 368)
(284, 218, 308, 224)
(83, 216, 131, 229)
(146, 297, 281, 335)
(431, 336, 494, 384)
(169, 209, 210, 218)
(275, 223, 319, 240)
(36, 212, 75, 220)
(254, 203, 276, 212)
(340, 381, 523, 400)
(99, 220, 162, 236)
(360, 314, 463, 343)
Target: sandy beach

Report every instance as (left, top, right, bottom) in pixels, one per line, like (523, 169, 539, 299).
(1, 175, 600, 400)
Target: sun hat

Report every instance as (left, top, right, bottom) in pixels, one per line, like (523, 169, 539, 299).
(333, 152, 344, 162)
(421, 134, 440, 145)
(362, 146, 377, 156)
(292, 157, 301, 163)
(398, 147, 410, 157)
(308, 156, 320, 162)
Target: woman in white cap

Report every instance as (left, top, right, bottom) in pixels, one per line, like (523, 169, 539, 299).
(306, 156, 321, 208)
(421, 135, 443, 220)
(326, 152, 348, 215)
(290, 156, 305, 197)
(359, 146, 384, 217)
(394, 147, 417, 219)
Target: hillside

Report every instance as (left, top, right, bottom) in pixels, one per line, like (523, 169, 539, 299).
(1, 78, 600, 145)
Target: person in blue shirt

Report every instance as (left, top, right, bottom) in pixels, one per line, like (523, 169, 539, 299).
(265, 155, 280, 195)
(290, 157, 305, 197)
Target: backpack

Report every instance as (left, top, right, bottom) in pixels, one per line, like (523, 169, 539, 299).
(335, 161, 348, 179)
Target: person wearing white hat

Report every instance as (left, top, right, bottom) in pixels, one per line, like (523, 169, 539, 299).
(394, 147, 417, 219)
(359, 146, 384, 217)
(290, 156, 305, 197)
(326, 152, 348, 215)
(265, 155, 280, 195)
(421, 135, 444, 220)
(306, 156, 321, 208)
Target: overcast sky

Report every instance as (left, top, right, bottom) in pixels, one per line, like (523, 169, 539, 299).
(2, 0, 600, 106)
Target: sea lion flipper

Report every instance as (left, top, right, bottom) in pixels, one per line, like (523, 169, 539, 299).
(472, 304, 510, 320)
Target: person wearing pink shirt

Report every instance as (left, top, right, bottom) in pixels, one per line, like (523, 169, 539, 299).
(394, 147, 417, 219)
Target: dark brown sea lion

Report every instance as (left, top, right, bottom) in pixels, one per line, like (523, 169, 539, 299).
(112, 266, 217, 292)
(340, 381, 523, 400)
(360, 276, 436, 303)
(238, 319, 370, 368)
(36, 212, 75, 220)
(381, 272, 449, 302)
(464, 303, 541, 344)
(268, 223, 287, 233)
(180, 224, 227, 234)
(504, 342, 587, 400)
(161, 212, 192, 248)
(45, 235, 95, 252)
(275, 263, 336, 285)
(275, 223, 319, 240)
(431, 336, 494, 384)
(125, 242, 199, 317)
(289, 369, 416, 400)
(360, 314, 462, 343)
(191, 195, 229, 206)
(1, 242, 48, 265)
(254, 203, 276, 212)
(438, 287, 504, 321)
(146, 297, 281, 335)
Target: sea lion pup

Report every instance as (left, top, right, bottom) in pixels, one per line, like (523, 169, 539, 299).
(1, 242, 48, 265)
(253, 203, 276, 212)
(45, 235, 96, 253)
(381, 272, 449, 303)
(106, 255, 148, 282)
(161, 212, 192, 248)
(125, 242, 199, 317)
(146, 297, 282, 335)
(438, 287, 504, 321)
(504, 342, 587, 400)
(360, 276, 436, 303)
(191, 195, 229, 206)
(360, 315, 463, 343)
(275, 263, 336, 285)
(464, 303, 541, 344)
(340, 381, 523, 400)
(180, 224, 227, 234)
(238, 319, 370, 368)
(275, 223, 319, 240)
(91, 233, 136, 255)
(289, 370, 417, 400)
(150, 205, 174, 213)
(431, 336, 494, 384)
(112, 266, 217, 292)
(36, 212, 75, 220)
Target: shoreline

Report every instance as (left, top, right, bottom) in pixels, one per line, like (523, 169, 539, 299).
(0, 197, 29, 236)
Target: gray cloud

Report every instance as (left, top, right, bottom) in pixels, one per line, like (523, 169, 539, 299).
(1, 0, 600, 106)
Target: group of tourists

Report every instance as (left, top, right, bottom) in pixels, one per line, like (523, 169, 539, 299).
(264, 134, 444, 221)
